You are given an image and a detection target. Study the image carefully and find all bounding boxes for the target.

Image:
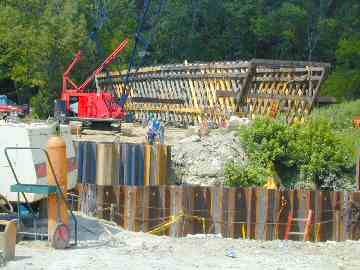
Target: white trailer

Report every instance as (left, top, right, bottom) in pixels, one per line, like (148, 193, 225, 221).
(0, 121, 77, 202)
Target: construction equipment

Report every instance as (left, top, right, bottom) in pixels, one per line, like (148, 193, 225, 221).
(56, 0, 166, 130)
(0, 95, 27, 119)
(56, 38, 129, 129)
(284, 210, 313, 241)
(4, 147, 78, 249)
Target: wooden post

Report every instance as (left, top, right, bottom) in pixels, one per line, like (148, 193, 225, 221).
(144, 144, 151, 186)
(304, 210, 313, 241)
(335, 210, 341, 241)
(110, 203, 116, 223)
(284, 212, 293, 240)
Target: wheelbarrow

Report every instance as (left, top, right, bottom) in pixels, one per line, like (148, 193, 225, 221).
(4, 147, 77, 249)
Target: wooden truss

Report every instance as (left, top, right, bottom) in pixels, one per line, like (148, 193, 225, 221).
(96, 59, 330, 124)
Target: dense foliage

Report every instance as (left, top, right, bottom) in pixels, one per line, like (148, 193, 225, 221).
(225, 113, 356, 190)
(0, 1, 359, 117)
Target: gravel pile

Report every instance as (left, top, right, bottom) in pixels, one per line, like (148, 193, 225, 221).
(171, 129, 246, 186)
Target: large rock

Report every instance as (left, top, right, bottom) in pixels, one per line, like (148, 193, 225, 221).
(228, 116, 250, 130)
(171, 130, 246, 186)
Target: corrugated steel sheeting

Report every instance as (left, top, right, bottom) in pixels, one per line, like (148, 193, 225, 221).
(76, 141, 170, 186)
(77, 184, 360, 241)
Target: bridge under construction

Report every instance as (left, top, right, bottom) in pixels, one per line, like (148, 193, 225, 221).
(97, 59, 331, 125)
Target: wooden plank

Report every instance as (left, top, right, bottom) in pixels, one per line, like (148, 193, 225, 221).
(131, 97, 185, 104)
(96, 143, 115, 186)
(251, 58, 331, 68)
(122, 143, 131, 185)
(137, 144, 145, 186)
(233, 188, 247, 239)
(134, 186, 144, 232)
(318, 191, 333, 241)
(126, 186, 137, 231)
(350, 192, 360, 240)
(264, 189, 275, 240)
(141, 186, 150, 232)
(246, 188, 257, 239)
(255, 188, 266, 240)
(160, 185, 171, 235)
(80, 184, 97, 217)
(102, 186, 117, 221)
(315, 96, 337, 104)
(144, 144, 151, 186)
(193, 186, 212, 235)
(130, 144, 136, 186)
(123, 186, 130, 230)
(276, 190, 291, 240)
(148, 186, 162, 234)
(113, 143, 121, 185)
(170, 186, 184, 237)
(343, 192, 351, 240)
(182, 185, 194, 235)
(296, 190, 307, 239)
(254, 75, 322, 82)
(157, 144, 167, 185)
(150, 145, 157, 185)
(211, 186, 223, 236)
(114, 186, 125, 227)
(222, 187, 229, 238)
(227, 188, 236, 238)
(332, 191, 343, 241)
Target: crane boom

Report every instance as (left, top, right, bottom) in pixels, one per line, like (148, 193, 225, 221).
(62, 51, 81, 93)
(78, 38, 128, 92)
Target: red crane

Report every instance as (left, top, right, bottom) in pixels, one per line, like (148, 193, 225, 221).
(57, 38, 128, 128)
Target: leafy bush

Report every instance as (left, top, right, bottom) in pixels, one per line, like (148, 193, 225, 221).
(322, 68, 360, 101)
(311, 99, 360, 130)
(311, 100, 360, 156)
(224, 161, 268, 187)
(30, 88, 54, 119)
(225, 115, 356, 190)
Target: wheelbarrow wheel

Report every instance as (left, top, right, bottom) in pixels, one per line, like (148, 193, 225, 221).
(0, 194, 13, 213)
(51, 223, 70, 249)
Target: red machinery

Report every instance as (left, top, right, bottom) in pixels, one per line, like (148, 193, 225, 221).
(0, 95, 27, 118)
(57, 38, 128, 127)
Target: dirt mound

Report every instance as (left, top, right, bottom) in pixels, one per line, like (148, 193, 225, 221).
(171, 129, 246, 185)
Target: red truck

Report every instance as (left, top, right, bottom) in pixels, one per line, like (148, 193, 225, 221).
(0, 95, 27, 118)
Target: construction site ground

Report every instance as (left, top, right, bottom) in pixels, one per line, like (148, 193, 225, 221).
(5, 122, 354, 269)
(74, 122, 188, 144)
(5, 213, 360, 270)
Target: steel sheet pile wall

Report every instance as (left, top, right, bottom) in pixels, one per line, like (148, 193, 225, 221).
(77, 185, 360, 241)
(76, 141, 170, 186)
(97, 59, 330, 124)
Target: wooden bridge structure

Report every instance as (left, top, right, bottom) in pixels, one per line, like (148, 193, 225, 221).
(97, 59, 331, 124)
